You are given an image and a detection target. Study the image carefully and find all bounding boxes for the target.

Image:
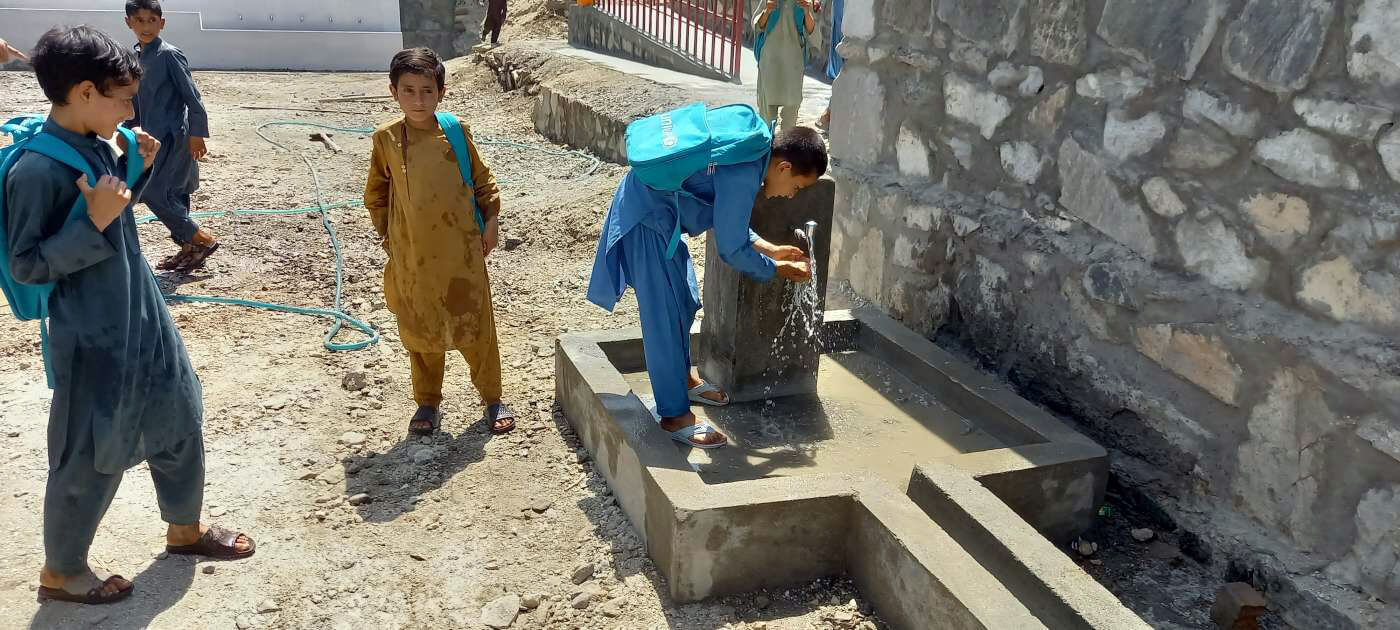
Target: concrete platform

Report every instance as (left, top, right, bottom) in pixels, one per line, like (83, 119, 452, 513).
(556, 307, 1147, 628)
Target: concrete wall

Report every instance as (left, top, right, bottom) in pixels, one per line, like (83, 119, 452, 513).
(0, 1, 403, 71)
(828, 0, 1400, 610)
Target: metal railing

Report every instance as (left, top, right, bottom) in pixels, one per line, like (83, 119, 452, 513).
(591, 0, 747, 82)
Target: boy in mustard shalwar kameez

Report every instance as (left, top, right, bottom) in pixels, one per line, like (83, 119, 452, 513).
(364, 47, 517, 436)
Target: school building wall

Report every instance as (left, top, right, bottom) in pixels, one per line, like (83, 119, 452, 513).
(827, 0, 1400, 624)
(0, 0, 403, 71)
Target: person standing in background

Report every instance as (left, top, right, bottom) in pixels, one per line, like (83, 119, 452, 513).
(754, 0, 815, 132)
(817, 0, 842, 132)
(481, 0, 508, 47)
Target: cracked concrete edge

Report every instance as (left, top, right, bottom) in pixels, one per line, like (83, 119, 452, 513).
(909, 462, 1151, 630)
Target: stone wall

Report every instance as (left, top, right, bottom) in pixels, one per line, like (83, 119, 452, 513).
(827, 0, 1400, 618)
(400, 0, 488, 58)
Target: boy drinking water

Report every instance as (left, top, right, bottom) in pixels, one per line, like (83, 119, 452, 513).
(587, 125, 827, 448)
(364, 47, 518, 436)
(124, 0, 220, 272)
(5, 26, 252, 606)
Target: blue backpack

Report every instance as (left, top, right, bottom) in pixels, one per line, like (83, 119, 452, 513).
(436, 112, 486, 233)
(624, 103, 773, 258)
(0, 116, 144, 387)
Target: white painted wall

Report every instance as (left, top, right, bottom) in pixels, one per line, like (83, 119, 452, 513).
(0, 1, 404, 71)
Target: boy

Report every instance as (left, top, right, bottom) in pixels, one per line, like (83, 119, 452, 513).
(7, 26, 252, 606)
(364, 47, 518, 436)
(754, 0, 816, 131)
(124, 0, 219, 272)
(587, 126, 827, 448)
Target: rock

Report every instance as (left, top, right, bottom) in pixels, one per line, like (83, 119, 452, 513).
(1028, 0, 1088, 65)
(842, 0, 875, 39)
(1168, 127, 1238, 170)
(1222, 0, 1333, 92)
(1141, 177, 1187, 218)
(1183, 88, 1260, 138)
(1029, 86, 1071, 137)
(1210, 582, 1268, 628)
(599, 599, 623, 618)
(341, 371, 367, 392)
(209, 506, 227, 518)
(347, 493, 371, 506)
(1255, 129, 1361, 190)
(338, 431, 366, 446)
(1379, 128, 1400, 184)
(945, 74, 1013, 140)
(1083, 263, 1138, 309)
(1175, 217, 1268, 291)
(571, 563, 595, 584)
(480, 594, 521, 629)
(1296, 257, 1399, 327)
(570, 592, 591, 609)
(829, 67, 885, 168)
(257, 599, 280, 613)
(412, 447, 434, 465)
(1243, 193, 1311, 251)
(318, 466, 345, 485)
(1058, 138, 1159, 260)
(1147, 540, 1182, 560)
(1292, 97, 1393, 141)
(1358, 415, 1400, 463)
(1340, 486, 1400, 601)
(1348, 0, 1400, 87)
(235, 616, 252, 630)
(1104, 110, 1167, 159)
(298, 471, 319, 481)
(755, 594, 772, 609)
(936, 0, 1029, 54)
(1135, 324, 1243, 405)
(1096, 0, 1226, 80)
(1075, 68, 1149, 104)
(503, 237, 524, 251)
(987, 62, 1027, 89)
(1131, 528, 1156, 542)
(529, 498, 553, 513)
(999, 142, 1043, 184)
(946, 135, 976, 170)
(521, 594, 543, 610)
(1074, 539, 1098, 557)
(895, 125, 931, 178)
(203, 565, 217, 575)
(6, 431, 18, 438)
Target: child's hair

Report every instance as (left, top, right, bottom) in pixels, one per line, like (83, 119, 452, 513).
(32, 26, 143, 106)
(771, 127, 828, 177)
(125, 0, 162, 17)
(389, 47, 446, 91)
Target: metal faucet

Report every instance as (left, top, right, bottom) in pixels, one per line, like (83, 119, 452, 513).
(793, 221, 819, 254)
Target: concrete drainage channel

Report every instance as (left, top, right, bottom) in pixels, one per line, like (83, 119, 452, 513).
(556, 308, 1151, 629)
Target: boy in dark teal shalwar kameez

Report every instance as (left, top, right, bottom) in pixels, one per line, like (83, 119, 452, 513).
(4, 25, 253, 606)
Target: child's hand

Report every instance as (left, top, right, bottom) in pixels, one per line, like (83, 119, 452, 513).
(189, 137, 208, 161)
(77, 175, 131, 231)
(482, 216, 500, 258)
(768, 244, 808, 262)
(776, 260, 812, 283)
(136, 130, 160, 170)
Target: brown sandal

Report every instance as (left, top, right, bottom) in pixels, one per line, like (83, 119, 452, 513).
(176, 241, 220, 272)
(157, 245, 194, 271)
(166, 524, 255, 560)
(36, 572, 133, 605)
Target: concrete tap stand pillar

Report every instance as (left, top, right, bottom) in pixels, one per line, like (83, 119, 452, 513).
(699, 178, 835, 403)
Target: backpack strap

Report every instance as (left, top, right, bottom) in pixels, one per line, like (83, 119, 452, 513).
(434, 112, 487, 233)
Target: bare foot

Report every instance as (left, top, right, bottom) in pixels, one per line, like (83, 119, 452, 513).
(687, 370, 728, 405)
(659, 411, 728, 447)
(167, 522, 253, 554)
(39, 567, 130, 598)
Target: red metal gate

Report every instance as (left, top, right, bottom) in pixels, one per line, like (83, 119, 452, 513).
(590, 0, 748, 82)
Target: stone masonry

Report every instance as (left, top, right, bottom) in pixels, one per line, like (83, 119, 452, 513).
(828, 1, 1400, 624)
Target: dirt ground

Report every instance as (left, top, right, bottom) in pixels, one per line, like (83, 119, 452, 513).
(0, 49, 885, 630)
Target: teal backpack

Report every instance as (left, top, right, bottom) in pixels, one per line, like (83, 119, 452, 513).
(436, 112, 486, 233)
(624, 103, 773, 258)
(0, 116, 144, 387)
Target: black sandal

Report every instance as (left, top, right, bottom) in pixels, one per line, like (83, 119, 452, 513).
(409, 405, 441, 436)
(486, 403, 516, 435)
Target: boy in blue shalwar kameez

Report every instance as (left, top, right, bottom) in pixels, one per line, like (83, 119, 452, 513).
(125, 0, 220, 273)
(588, 127, 828, 448)
(5, 26, 253, 606)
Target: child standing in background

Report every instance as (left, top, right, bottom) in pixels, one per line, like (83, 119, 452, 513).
(364, 47, 518, 437)
(124, 0, 220, 272)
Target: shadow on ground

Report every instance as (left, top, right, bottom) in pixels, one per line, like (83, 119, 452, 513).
(340, 405, 492, 523)
(28, 555, 195, 630)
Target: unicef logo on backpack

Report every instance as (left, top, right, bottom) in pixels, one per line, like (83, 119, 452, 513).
(660, 112, 678, 149)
